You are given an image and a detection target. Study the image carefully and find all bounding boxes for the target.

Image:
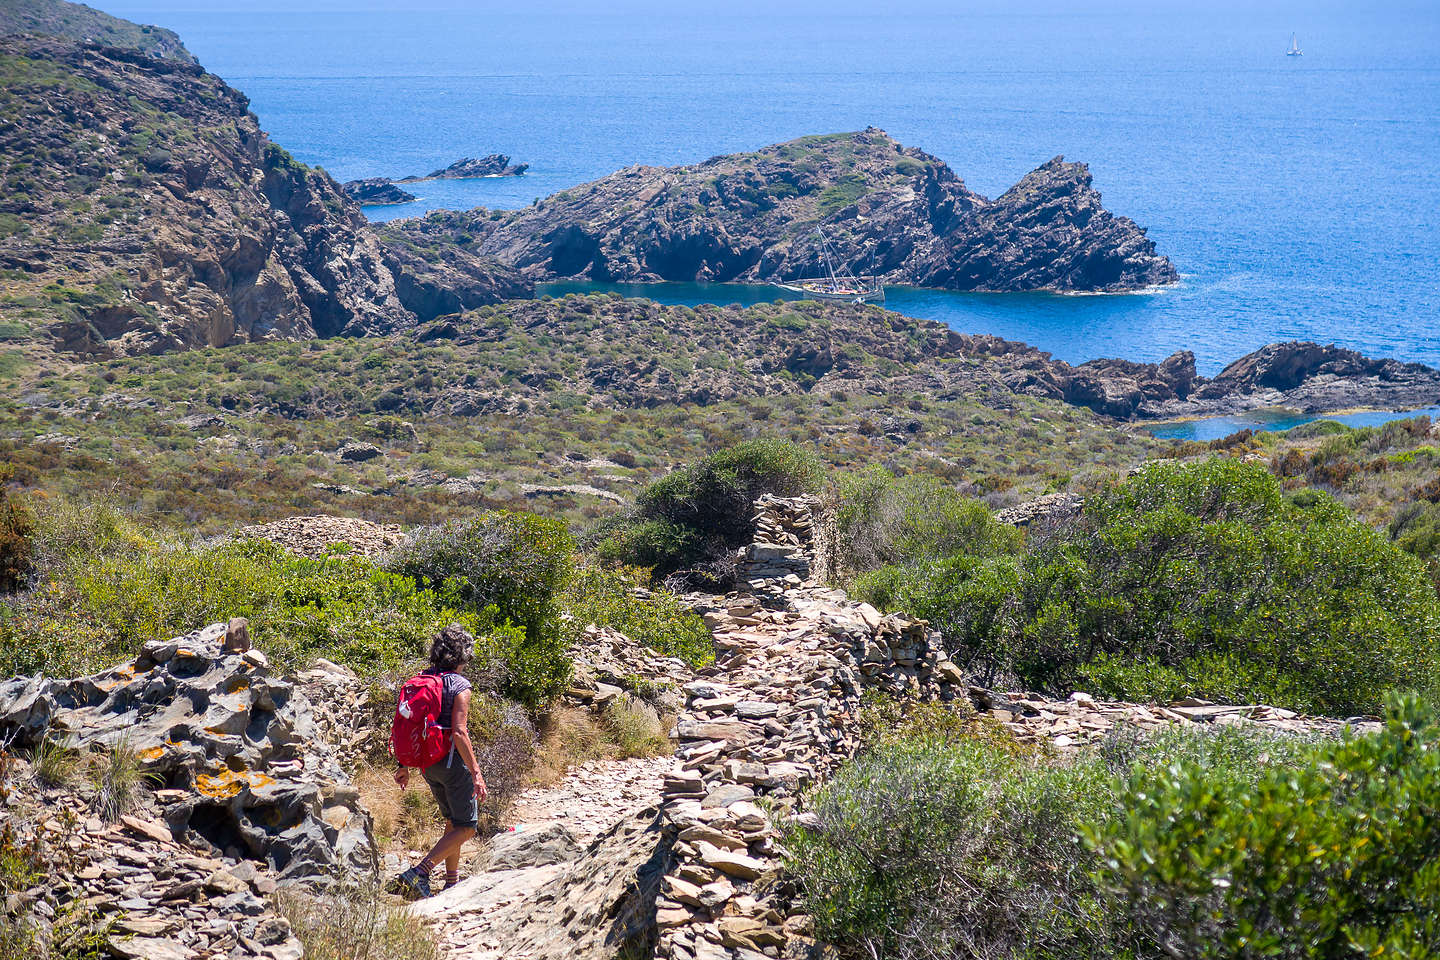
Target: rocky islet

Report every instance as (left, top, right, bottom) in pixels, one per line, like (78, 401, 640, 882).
(380, 128, 1178, 294)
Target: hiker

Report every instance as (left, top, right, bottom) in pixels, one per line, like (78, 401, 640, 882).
(390, 623, 488, 899)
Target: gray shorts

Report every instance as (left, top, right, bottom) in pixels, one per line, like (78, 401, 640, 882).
(422, 756, 478, 829)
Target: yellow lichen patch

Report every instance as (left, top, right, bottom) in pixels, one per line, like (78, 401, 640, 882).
(94, 664, 138, 692)
(195, 769, 277, 799)
(138, 746, 167, 762)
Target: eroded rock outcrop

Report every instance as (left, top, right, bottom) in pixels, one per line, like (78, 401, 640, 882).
(0, 622, 376, 881)
(398, 155, 529, 181)
(382, 128, 1176, 293)
(341, 177, 418, 205)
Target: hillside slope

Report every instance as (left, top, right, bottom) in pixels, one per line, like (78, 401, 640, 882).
(0, 0, 193, 61)
(0, 36, 529, 359)
(380, 128, 1178, 293)
(0, 295, 1159, 530)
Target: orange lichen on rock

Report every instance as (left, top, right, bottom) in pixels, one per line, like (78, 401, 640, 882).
(195, 769, 276, 799)
(138, 746, 167, 762)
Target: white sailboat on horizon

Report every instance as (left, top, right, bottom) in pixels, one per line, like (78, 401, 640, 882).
(1287, 33, 1303, 56)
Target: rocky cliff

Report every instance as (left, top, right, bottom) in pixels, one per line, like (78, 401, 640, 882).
(0, 0, 194, 62)
(380, 128, 1177, 292)
(0, 36, 418, 356)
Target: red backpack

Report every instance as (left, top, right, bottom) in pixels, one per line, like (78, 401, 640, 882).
(390, 672, 453, 769)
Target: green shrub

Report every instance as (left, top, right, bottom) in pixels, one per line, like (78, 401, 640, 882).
(866, 459, 1440, 714)
(836, 467, 1021, 576)
(789, 734, 1113, 960)
(599, 439, 823, 577)
(1088, 693, 1440, 960)
(792, 698, 1440, 960)
(0, 466, 31, 592)
(389, 511, 575, 704)
(1016, 459, 1440, 714)
(561, 563, 713, 667)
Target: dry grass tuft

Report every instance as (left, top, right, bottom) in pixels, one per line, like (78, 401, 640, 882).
(603, 695, 669, 759)
(278, 879, 438, 960)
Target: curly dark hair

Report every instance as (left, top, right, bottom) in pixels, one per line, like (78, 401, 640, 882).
(428, 623, 475, 671)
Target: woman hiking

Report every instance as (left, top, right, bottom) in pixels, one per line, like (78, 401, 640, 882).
(389, 623, 488, 899)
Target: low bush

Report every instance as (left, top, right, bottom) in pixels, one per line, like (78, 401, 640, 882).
(390, 511, 574, 704)
(278, 880, 438, 960)
(0, 465, 32, 592)
(603, 694, 668, 758)
(791, 695, 1440, 960)
(561, 563, 713, 667)
(864, 459, 1440, 714)
(598, 439, 823, 578)
(836, 467, 1021, 576)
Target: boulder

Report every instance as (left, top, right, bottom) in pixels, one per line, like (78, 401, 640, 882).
(0, 623, 376, 882)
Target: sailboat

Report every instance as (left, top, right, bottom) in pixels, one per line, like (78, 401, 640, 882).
(776, 229, 885, 305)
(1286, 33, 1303, 56)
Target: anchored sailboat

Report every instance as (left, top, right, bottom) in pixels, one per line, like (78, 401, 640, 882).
(776, 229, 885, 305)
(1286, 33, 1303, 56)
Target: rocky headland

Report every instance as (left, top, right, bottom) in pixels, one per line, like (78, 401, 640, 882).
(990, 338, 1440, 421)
(0, 36, 524, 358)
(340, 178, 418, 206)
(0, 0, 194, 62)
(379, 128, 1178, 293)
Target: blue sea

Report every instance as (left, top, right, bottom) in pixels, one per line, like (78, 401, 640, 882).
(108, 1, 1440, 389)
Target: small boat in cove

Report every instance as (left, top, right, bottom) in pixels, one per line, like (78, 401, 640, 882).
(1287, 33, 1303, 56)
(776, 229, 886, 304)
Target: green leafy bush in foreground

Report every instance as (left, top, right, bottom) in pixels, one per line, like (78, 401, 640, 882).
(790, 694, 1440, 960)
(0, 501, 554, 700)
(389, 511, 576, 703)
(561, 563, 714, 668)
(598, 438, 823, 578)
(862, 458, 1440, 715)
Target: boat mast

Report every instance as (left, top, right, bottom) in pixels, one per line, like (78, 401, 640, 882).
(816, 228, 840, 289)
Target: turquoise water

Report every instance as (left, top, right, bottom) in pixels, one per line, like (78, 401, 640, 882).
(1147, 406, 1440, 443)
(104, 1, 1440, 377)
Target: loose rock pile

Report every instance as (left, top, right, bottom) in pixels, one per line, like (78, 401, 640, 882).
(733, 494, 819, 592)
(0, 783, 304, 960)
(0, 623, 376, 882)
(566, 623, 693, 716)
(236, 515, 409, 559)
(975, 688, 1378, 748)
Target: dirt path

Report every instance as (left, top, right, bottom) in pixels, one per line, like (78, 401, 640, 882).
(417, 754, 672, 959)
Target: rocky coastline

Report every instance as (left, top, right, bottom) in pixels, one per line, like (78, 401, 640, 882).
(381, 128, 1177, 293)
(982, 338, 1440, 422)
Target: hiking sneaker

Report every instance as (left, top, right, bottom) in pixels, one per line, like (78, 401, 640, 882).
(390, 866, 432, 900)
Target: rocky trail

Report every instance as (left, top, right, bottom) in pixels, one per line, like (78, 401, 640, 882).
(407, 495, 1373, 960)
(0, 497, 1376, 960)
